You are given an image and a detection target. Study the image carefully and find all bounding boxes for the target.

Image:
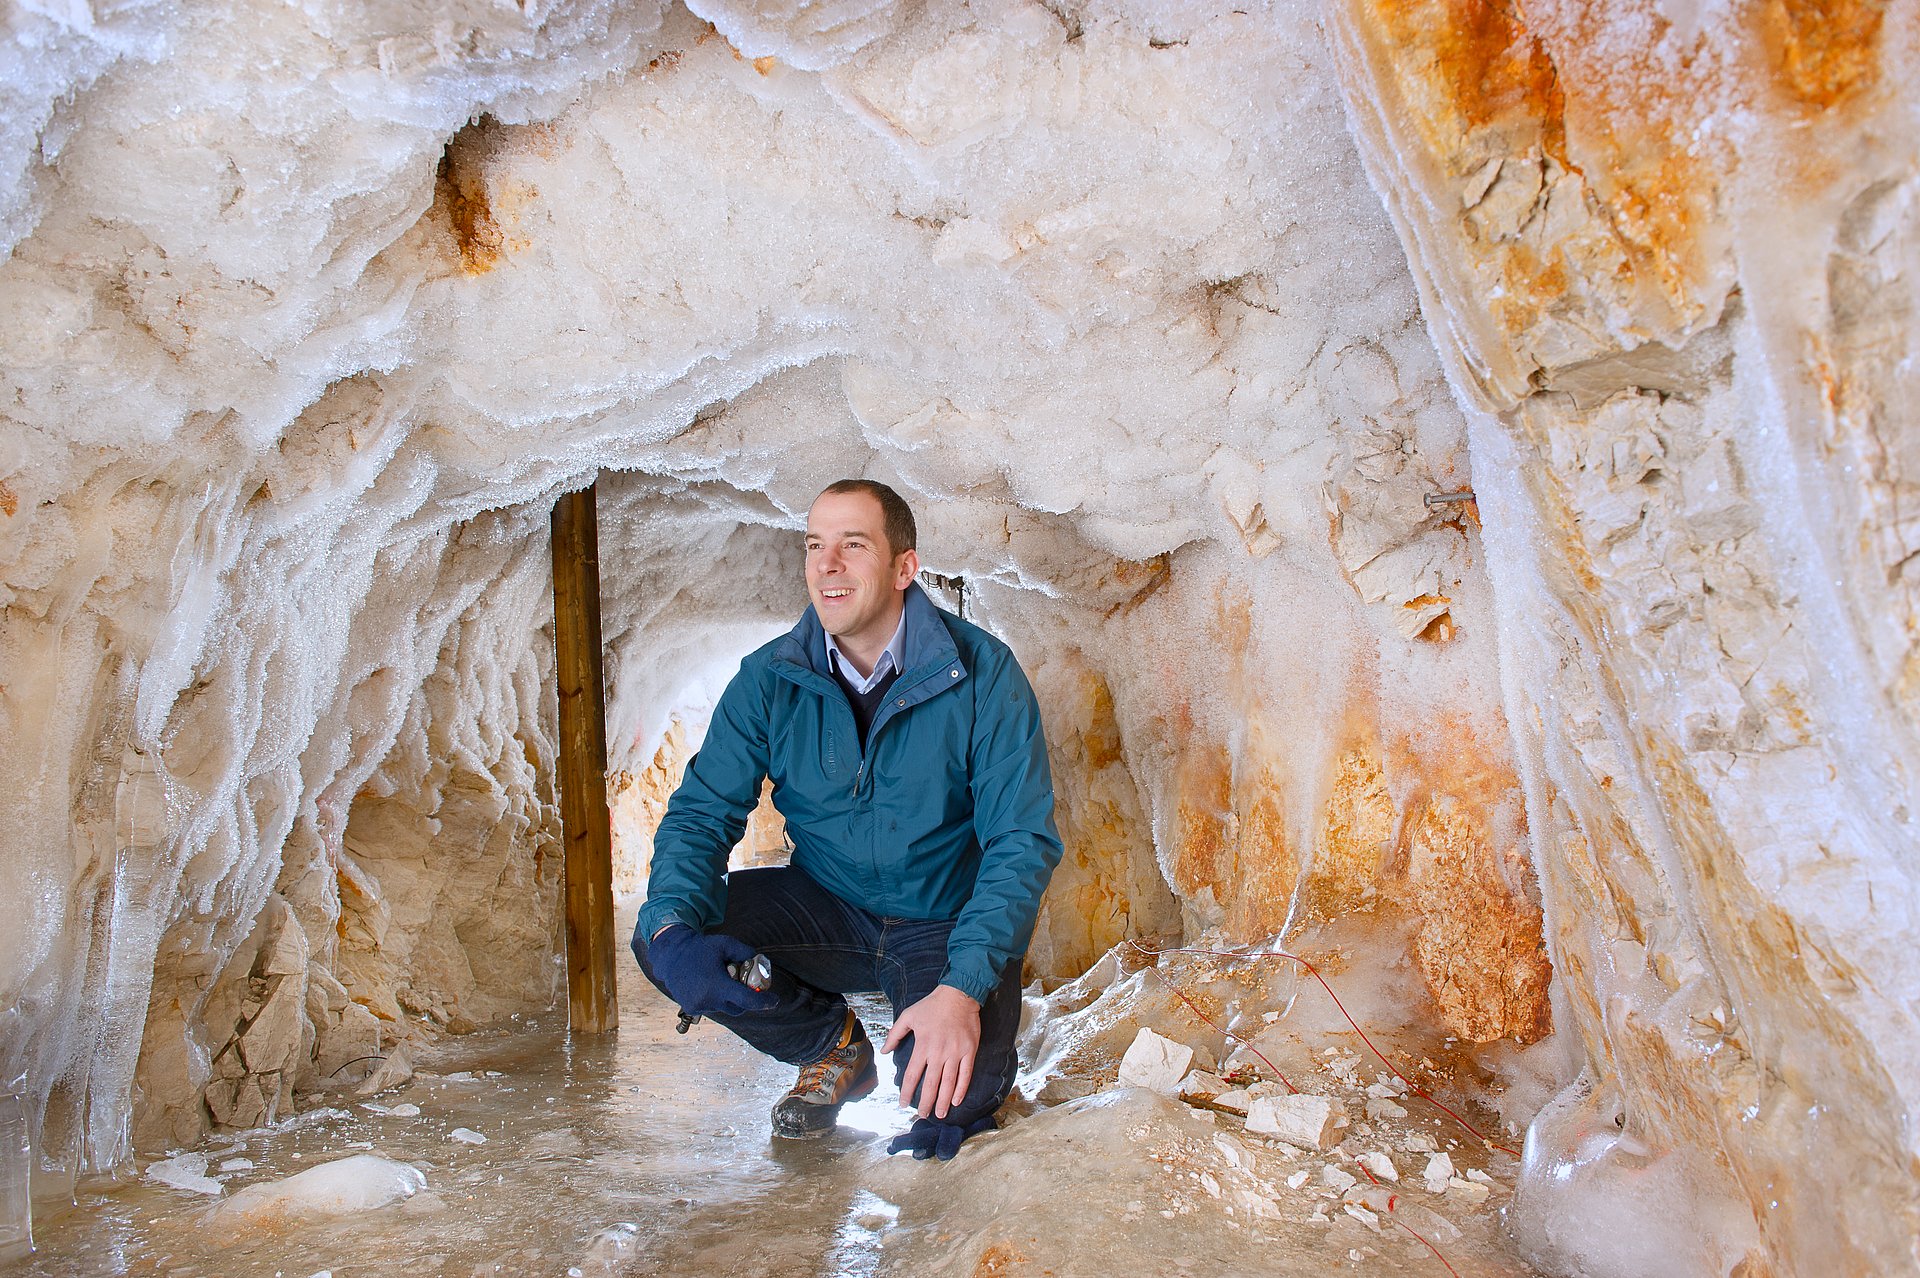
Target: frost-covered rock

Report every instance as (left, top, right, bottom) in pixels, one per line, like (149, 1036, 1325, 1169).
(213, 1155, 425, 1226)
(144, 1153, 223, 1196)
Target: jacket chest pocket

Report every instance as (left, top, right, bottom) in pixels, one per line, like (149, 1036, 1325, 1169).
(769, 711, 852, 810)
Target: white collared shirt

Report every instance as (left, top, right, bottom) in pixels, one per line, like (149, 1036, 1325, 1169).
(824, 611, 908, 694)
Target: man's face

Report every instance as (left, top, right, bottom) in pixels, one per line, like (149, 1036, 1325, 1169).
(805, 490, 917, 645)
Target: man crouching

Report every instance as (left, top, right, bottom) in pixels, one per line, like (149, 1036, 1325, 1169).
(633, 479, 1063, 1160)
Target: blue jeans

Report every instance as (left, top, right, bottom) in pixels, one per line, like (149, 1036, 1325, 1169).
(631, 865, 1024, 1128)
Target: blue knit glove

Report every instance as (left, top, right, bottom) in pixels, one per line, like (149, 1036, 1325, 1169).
(646, 925, 778, 1018)
(886, 1114, 996, 1161)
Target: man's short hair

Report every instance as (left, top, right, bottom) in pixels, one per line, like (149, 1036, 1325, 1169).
(820, 479, 917, 558)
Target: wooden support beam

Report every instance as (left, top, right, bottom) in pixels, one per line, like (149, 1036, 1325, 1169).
(551, 482, 618, 1034)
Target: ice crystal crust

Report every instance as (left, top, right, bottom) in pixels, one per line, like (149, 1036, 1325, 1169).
(1327, 0, 1920, 1272)
(0, 0, 1910, 1273)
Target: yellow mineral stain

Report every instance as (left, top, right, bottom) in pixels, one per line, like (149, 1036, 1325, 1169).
(1370, 0, 1568, 161)
(1308, 747, 1397, 920)
(1170, 749, 1234, 901)
(435, 120, 508, 276)
(1758, 0, 1885, 110)
(1227, 761, 1295, 940)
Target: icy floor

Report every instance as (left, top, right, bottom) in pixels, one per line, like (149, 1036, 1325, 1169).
(17, 937, 1545, 1277)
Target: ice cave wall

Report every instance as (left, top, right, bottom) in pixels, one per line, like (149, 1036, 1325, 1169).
(0, 0, 1913, 1275)
(1327, 2, 1920, 1273)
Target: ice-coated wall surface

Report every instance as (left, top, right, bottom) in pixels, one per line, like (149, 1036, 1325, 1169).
(1326, 2, 1920, 1273)
(0, 0, 1911, 1273)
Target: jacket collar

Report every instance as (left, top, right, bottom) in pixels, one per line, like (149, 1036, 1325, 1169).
(775, 581, 960, 683)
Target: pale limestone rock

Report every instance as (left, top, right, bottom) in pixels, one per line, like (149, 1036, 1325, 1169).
(1423, 1152, 1455, 1194)
(1446, 1177, 1490, 1206)
(1178, 1070, 1227, 1103)
(1237, 1191, 1281, 1220)
(237, 977, 305, 1077)
(1116, 1028, 1193, 1096)
(1034, 1075, 1096, 1106)
(1321, 1165, 1358, 1194)
(1212, 1132, 1253, 1173)
(255, 899, 309, 979)
(354, 1048, 414, 1099)
(1356, 1150, 1398, 1183)
(1246, 1094, 1345, 1152)
(205, 1076, 266, 1130)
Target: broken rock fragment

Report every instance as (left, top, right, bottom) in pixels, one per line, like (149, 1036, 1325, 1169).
(1245, 1093, 1346, 1151)
(1117, 1028, 1195, 1095)
(1356, 1150, 1398, 1182)
(1178, 1070, 1228, 1104)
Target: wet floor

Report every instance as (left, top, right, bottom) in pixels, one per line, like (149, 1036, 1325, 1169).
(13, 923, 1545, 1278)
(16, 935, 916, 1278)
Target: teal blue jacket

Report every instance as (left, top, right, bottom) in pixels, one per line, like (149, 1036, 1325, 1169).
(638, 584, 1064, 1002)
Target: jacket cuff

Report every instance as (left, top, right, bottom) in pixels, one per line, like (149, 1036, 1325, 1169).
(638, 902, 693, 945)
(940, 957, 1001, 1005)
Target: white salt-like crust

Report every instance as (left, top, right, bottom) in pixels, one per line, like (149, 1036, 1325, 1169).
(0, 1, 1915, 1272)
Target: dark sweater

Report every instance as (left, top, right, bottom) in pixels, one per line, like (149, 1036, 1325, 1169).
(830, 656, 901, 752)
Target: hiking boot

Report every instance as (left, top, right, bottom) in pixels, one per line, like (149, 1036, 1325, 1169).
(771, 1011, 877, 1139)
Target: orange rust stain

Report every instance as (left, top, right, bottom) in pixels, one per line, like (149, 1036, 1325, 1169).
(1082, 671, 1125, 770)
(752, 55, 777, 75)
(1393, 720, 1553, 1043)
(1227, 764, 1295, 940)
(1403, 593, 1458, 642)
(1309, 747, 1397, 921)
(1101, 553, 1173, 618)
(971, 1242, 1033, 1276)
(1404, 789, 1553, 1042)
(1758, 0, 1884, 110)
(435, 118, 508, 275)
(1170, 751, 1234, 900)
(1371, 0, 1568, 160)
(0, 481, 15, 517)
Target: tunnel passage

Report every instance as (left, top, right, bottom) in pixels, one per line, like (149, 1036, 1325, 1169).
(3, 0, 1919, 1274)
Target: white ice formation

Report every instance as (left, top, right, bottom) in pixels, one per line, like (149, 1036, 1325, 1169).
(1, 0, 1916, 1274)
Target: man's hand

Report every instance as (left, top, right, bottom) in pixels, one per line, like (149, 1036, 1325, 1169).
(883, 984, 981, 1119)
(645, 925, 778, 1019)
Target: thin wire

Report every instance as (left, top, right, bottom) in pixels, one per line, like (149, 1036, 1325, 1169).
(1128, 940, 1523, 1159)
(1150, 971, 1297, 1094)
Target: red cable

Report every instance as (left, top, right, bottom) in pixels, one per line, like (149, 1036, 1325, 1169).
(1151, 971, 1298, 1094)
(1347, 1124, 1465, 1276)
(1128, 940, 1523, 1159)
(1393, 1216, 1464, 1278)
